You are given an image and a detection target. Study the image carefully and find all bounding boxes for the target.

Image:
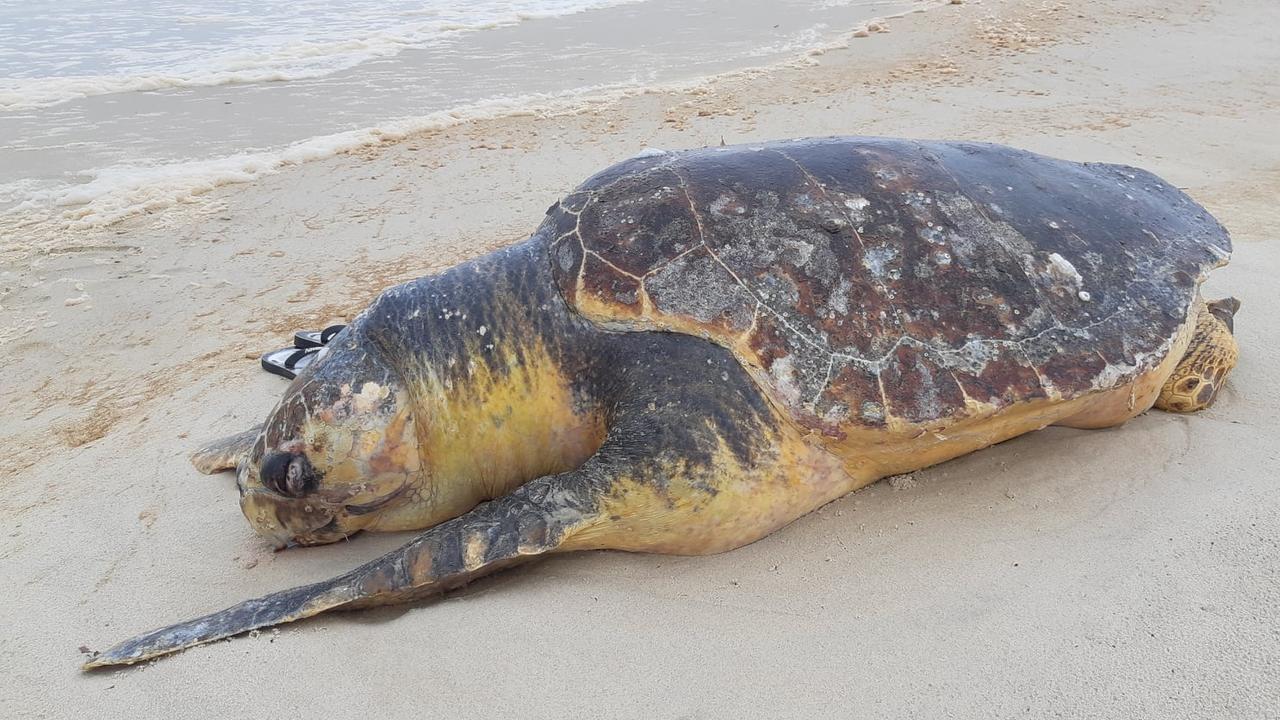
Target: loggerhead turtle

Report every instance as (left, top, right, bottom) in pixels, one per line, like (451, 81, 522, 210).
(85, 137, 1240, 668)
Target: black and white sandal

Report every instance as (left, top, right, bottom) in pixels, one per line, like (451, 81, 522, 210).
(293, 324, 346, 350)
(260, 346, 321, 380)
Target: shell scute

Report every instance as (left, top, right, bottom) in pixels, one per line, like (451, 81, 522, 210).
(824, 359, 886, 430)
(579, 252, 645, 320)
(879, 342, 970, 425)
(577, 168, 697, 278)
(644, 246, 756, 335)
(948, 343, 1049, 408)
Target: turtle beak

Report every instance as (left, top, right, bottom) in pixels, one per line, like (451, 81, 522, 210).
(239, 490, 337, 548)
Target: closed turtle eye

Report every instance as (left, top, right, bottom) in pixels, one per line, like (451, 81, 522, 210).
(260, 451, 318, 497)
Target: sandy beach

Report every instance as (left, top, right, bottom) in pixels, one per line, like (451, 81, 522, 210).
(2, 0, 1278, 716)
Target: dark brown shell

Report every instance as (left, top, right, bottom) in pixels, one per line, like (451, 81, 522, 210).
(543, 137, 1231, 433)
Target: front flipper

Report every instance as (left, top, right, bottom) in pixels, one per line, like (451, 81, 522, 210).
(189, 425, 263, 475)
(87, 334, 832, 668)
(83, 472, 600, 669)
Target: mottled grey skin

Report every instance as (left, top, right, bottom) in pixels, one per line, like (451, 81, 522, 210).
(86, 137, 1234, 669)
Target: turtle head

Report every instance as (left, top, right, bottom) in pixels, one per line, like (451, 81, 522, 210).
(237, 337, 425, 547)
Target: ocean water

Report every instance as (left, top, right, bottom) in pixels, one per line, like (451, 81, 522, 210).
(0, 0, 928, 231)
(0, 0, 652, 109)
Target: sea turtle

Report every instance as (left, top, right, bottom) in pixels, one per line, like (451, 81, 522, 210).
(85, 137, 1240, 668)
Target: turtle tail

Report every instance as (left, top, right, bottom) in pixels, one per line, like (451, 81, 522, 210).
(83, 474, 595, 669)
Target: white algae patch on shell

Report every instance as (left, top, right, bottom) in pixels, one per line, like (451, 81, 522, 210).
(1046, 252, 1084, 287)
(545, 137, 1232, 435)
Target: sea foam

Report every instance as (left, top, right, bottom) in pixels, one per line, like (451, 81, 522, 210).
(0, 0, 647, 109)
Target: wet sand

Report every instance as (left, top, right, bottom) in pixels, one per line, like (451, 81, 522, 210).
(2, 0, 1278, 717)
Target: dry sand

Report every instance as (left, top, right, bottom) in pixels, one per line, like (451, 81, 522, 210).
(2, 0, 1277, 716)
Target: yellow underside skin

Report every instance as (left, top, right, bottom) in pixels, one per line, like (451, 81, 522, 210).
(564, 428, 852, 555)
(384, 341, 606, 532)
(562, 300, 1198, 558)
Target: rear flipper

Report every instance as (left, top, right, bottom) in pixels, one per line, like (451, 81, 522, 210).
(83, 471, 602, 669)
(189, 425, 263, 475)
(1155, 297, 1241, 413)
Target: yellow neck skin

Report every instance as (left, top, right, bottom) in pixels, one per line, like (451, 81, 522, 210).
(368, 340, 607, 532)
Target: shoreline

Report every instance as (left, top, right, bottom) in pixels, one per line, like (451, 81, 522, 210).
(2, 0, 1278, 716)
(0, 0, 931, 238)
(0, 0, 655, 111)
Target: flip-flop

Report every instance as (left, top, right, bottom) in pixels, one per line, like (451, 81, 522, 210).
(260, 346, 321, 380)
(293, 324, 346, 349)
